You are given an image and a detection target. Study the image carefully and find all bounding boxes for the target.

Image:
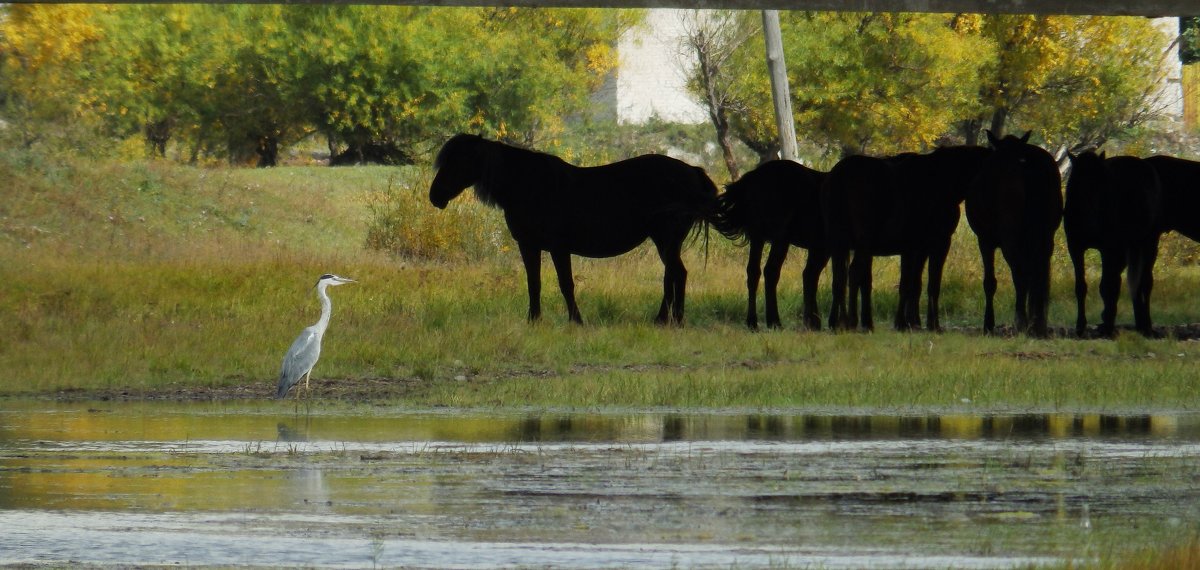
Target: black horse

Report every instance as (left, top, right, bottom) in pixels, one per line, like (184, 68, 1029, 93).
(1145, 155, 1200, 242)
(1064, 151, 1162, 338)
(964, 131, 1063, 337)
(821, 146, 991, 332)
(712, 160, 828, 330)
(429, 133, 718, 325)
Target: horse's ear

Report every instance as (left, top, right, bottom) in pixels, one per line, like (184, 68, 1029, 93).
(985, 130, 1000, 148)
(1099, 151, 1107, 160)
(1019, 131, 1032, 143)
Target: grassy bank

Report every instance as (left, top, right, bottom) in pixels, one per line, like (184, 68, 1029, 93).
(3, 151, 1200, 409)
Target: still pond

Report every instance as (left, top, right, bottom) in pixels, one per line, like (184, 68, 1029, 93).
(2, 402, 1199, 568)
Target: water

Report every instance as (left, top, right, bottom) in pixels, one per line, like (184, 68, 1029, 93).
(2, 403, 1199, 568)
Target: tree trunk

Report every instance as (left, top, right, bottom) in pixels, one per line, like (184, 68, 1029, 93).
(695, 29, 741, 182)
(256, 134, 279, 168)
(960, 118, 982, 146)
(143, 118, 173, 158)
(988, 107, 1008, 138)
(762, 10, 798, 162)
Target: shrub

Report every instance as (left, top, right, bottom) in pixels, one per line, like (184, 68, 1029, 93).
(364, 167, 511, 261)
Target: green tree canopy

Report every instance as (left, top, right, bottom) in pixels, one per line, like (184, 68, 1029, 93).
(0, 5, 636, 165)
(714, 12, 993, 161)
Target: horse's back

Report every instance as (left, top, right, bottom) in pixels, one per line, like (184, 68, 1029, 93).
(967, 142, 1062, 243)
(717, 160, 823, 245)
(1108, 156, 1162, 239)
(1146, 155, 1200, 239)
(823, 155, 897, 251)
(582, 154, 714, 203)
(518, 154, 714, 257)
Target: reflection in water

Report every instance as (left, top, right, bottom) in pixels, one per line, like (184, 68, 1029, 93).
(510, 412, 1179, 443)
(1, 402, 1189, 447)
(1, 404, 1199, 568)
(276, 422, 309, 443)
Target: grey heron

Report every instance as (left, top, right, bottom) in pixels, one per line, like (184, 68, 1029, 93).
(276, 273, 355, 399)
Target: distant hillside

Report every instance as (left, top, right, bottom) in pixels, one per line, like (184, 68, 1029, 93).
(0, 149, 404, 261)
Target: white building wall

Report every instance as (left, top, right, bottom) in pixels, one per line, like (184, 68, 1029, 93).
(1152, 17, 1184, 123)
(607, 9, 708, 125)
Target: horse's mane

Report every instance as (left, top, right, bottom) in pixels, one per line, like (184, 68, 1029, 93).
(436, 134, 568, 208)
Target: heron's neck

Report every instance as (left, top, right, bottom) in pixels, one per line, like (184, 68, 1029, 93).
(314, 283, 333, 333)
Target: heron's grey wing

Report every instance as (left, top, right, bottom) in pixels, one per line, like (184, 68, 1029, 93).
(276, 327, 323, 398)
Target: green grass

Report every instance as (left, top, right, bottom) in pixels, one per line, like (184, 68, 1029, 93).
(3, 149, 1200, 409)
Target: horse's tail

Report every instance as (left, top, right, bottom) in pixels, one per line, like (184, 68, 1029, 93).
(710, 176, 749, 245)
(686, 166, 722, 266)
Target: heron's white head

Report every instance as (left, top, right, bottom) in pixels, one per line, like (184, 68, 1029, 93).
(315, 274, 356, 288)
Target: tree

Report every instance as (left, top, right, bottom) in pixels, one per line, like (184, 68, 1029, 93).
(434, 7, 636, 147)
(712, 12, 993, 160)
(969, 15, 1172, 156)
(785, 12, 993, 157)
(1180, 17, 1199, 64)
(0, 5, 107, 147)
(677, 10, 759, 181)
(3, 5, 637, 165)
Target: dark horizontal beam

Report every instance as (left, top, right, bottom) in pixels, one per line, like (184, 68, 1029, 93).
(14, 0, 1198, 16)
(245, 0, 1197, 17)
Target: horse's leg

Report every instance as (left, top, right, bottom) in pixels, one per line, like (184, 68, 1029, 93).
(1069, 245, 1089, 337)
(1129, 235, 1161, 337)
(895, 254, 914, 331)
(519, 243, 543, 322)
(849, 254, 872, 331)
(846, 253, 861, 330)
(1097, 247, 1126, 338)
(980, 242, 998, 334)
(896, 253, 925, 331)
(654, 238, 688, 325)
(1030, 240, 1056, 338)
(549, 250, 583, 324)
(763, 241, 790, 329)
(802, 249, 829, 331)
(1003, 245, 1029, 334)
(745, 238, 764, 330)
(861, 256, 874, 332)
(829, 250, 848, 331)
(926, 239, 952, 332)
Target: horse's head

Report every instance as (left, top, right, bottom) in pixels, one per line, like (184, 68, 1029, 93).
(985, 129, 1032, 155)
(429, 133, 486, 209)
(1067, 150, 1106, 179)
(1066, 150, 1108, 202)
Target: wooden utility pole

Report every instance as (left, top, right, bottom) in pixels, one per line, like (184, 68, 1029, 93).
(760, 9, 797, 162)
